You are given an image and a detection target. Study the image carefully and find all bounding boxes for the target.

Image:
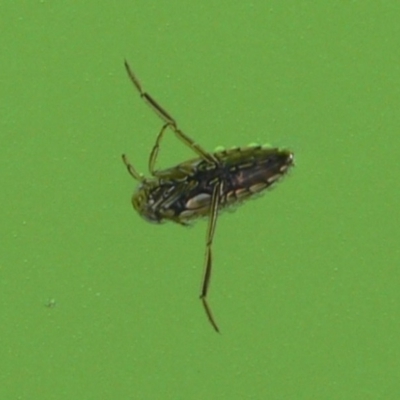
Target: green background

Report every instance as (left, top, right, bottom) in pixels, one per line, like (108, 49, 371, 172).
(2, 2, 399, 399)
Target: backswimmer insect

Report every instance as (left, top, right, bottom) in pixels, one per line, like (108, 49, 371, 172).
(122, 60, 294, 332)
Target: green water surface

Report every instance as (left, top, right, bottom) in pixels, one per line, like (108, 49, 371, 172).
(1, 2, 399, 399)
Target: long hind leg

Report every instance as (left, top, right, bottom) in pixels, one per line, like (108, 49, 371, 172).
(200, 181, 223, 333)
(124, 61, 218, 176)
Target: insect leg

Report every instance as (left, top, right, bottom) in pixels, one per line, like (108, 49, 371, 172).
(125, 60, 176, 125)
(121, 154, 145, 182)
(124, 61, 218, 174)
(200, 181, 222, 333)
(148, 123, 218, 176)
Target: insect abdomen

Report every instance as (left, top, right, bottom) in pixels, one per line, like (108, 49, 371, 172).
(221, 147, 293, 203)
